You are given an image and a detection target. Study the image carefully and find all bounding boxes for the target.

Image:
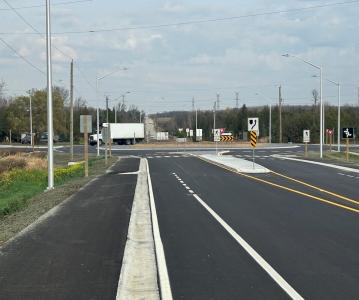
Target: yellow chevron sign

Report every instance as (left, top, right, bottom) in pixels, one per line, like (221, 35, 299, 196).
(220, 135, 234, 142)
(250, 131, 257, 148)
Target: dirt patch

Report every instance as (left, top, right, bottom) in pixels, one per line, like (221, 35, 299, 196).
(0, 157, 118, 246)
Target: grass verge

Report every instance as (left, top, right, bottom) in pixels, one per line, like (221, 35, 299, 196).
(0, 156, 117, 246)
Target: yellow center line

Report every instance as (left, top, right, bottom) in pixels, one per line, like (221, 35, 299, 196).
(197, 156, 359, 214)
(271, 171, 359, 206)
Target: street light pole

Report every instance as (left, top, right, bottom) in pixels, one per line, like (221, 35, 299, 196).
(46, 0, 54, 189)
(282, 54, 323, 158)
(327, 80, 341, 152)
(95, 67, 127, 156)
(269, 103, 272, 144)
(255, 92, 272, 144)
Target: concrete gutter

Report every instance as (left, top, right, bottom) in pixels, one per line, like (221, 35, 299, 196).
(199, 154, 270, 174)
(116, 159, 160, 300)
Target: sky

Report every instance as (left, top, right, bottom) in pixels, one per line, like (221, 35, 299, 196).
(0, 0, 358, 113)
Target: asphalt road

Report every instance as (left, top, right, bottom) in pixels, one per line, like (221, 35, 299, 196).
(148, 155, 359, 299)
(1, 144, 358, 299)
(0, 158, 139, 300)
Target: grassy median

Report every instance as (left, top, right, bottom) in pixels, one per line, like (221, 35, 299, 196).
(0, 152, 117, 245)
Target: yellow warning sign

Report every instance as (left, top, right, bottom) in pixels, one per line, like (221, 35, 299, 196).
(220, 135, 234, 142)
(250, 131, 257, 148)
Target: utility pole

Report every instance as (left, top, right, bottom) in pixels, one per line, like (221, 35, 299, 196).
(106, 96, 109, 124)
(114, 105, 117, 123)
(70, 59, 74, 160)
(235, 92, 239, 109)
(279, 85, 283, 143)
(269, 103, 272, 144)
(46, 0, 54, 190)
(216, 93, 220, 110)
(192, 96, 195, 128)
(213, 101, 216, 132)
(29, 95, 33, 151)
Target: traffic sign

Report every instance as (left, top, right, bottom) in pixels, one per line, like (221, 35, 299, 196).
(250, 131, 257, 148)
(80, 115, 92, 133)
(220, 135, 233, 142)
(303, 130, 310, 143)
(342, 128, 354, 139)
(248, 118, 259, 132)
(214, 129, 220, 142)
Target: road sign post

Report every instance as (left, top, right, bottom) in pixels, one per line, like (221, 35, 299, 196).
(250, 131, 257, 169)
(214, 129, 220, 155)
(342, 128, 354, 161)
(303, 130, 310, 157)
(80, 115, 92, 177)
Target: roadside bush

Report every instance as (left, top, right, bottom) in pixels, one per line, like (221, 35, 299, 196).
(0, 162, 85, 217)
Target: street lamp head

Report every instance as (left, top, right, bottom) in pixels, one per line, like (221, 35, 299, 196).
(282, 54, 290, 58)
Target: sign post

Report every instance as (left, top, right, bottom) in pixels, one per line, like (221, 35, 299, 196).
(250, 131, 257, 169)
(80, 115, 92, 177)
(303, 130, 310, 157)
(214, 129, 220, 155)
(342, 128, 354, 161)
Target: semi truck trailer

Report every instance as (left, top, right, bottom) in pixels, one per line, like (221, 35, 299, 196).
(89, 123, 145, 145)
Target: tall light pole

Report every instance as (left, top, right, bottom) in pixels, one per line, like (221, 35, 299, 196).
(96, 67, 128, 156)
(46, 0, 54, 189)
(326, 79, 340, 152)
(282, 54, 323, 158)
(313, 76, 341, 152)
(255, 92, 273, 144)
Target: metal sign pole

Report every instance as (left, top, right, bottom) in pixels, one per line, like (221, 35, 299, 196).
(253, 149, 255, 169)
(84, 116, 89, 177)
(305, 142, 308, 157)
(346, 138, 349, 161)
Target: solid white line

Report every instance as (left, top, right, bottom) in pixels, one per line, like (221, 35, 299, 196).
(338, 173, 345, 176)
(189, 190, 194, 194)
(192, 193, 303, 300)
(271, 155, 359, 174)
(146, 159, 173, 300)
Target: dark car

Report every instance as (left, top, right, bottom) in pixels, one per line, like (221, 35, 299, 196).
(39, 132, 59, 144)
(21, 134, 32, 144)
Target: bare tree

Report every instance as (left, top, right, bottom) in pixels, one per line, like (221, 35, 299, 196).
(312, 89, 319, 106)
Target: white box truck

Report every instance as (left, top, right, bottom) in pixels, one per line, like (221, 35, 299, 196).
(89, 123, 144, 145)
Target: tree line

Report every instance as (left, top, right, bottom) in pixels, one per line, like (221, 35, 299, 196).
(153, 104, 359, 143)
(0, 83, 142, 143)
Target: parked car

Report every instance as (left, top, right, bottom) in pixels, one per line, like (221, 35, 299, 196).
(39, 132, 59, 143)
(21, 134, 32, 144)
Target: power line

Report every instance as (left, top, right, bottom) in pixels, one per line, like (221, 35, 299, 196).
(1, 0, 358, 35)
(0, 0, 92, 11)
(0, 37, 45, 75)
(2, 0, 96, 93)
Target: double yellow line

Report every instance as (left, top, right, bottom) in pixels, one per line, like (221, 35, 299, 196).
(198, 157, 359, 214)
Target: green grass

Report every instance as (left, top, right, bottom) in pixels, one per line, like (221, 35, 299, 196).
(304, 150, 359, 163)
(0, 158, 99, 217)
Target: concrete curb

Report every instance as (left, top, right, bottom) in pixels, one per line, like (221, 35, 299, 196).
(116, 159, 160, 300)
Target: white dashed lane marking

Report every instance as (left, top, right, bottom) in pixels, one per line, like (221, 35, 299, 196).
(171, 172, 303, 299)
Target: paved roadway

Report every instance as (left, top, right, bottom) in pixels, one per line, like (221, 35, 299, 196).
(147, 154, 359, 299)
(0, 158, 139, 299)
(0, 144, 358, 299)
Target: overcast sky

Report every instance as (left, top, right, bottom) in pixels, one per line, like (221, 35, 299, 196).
(0, 0, 358, 113)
